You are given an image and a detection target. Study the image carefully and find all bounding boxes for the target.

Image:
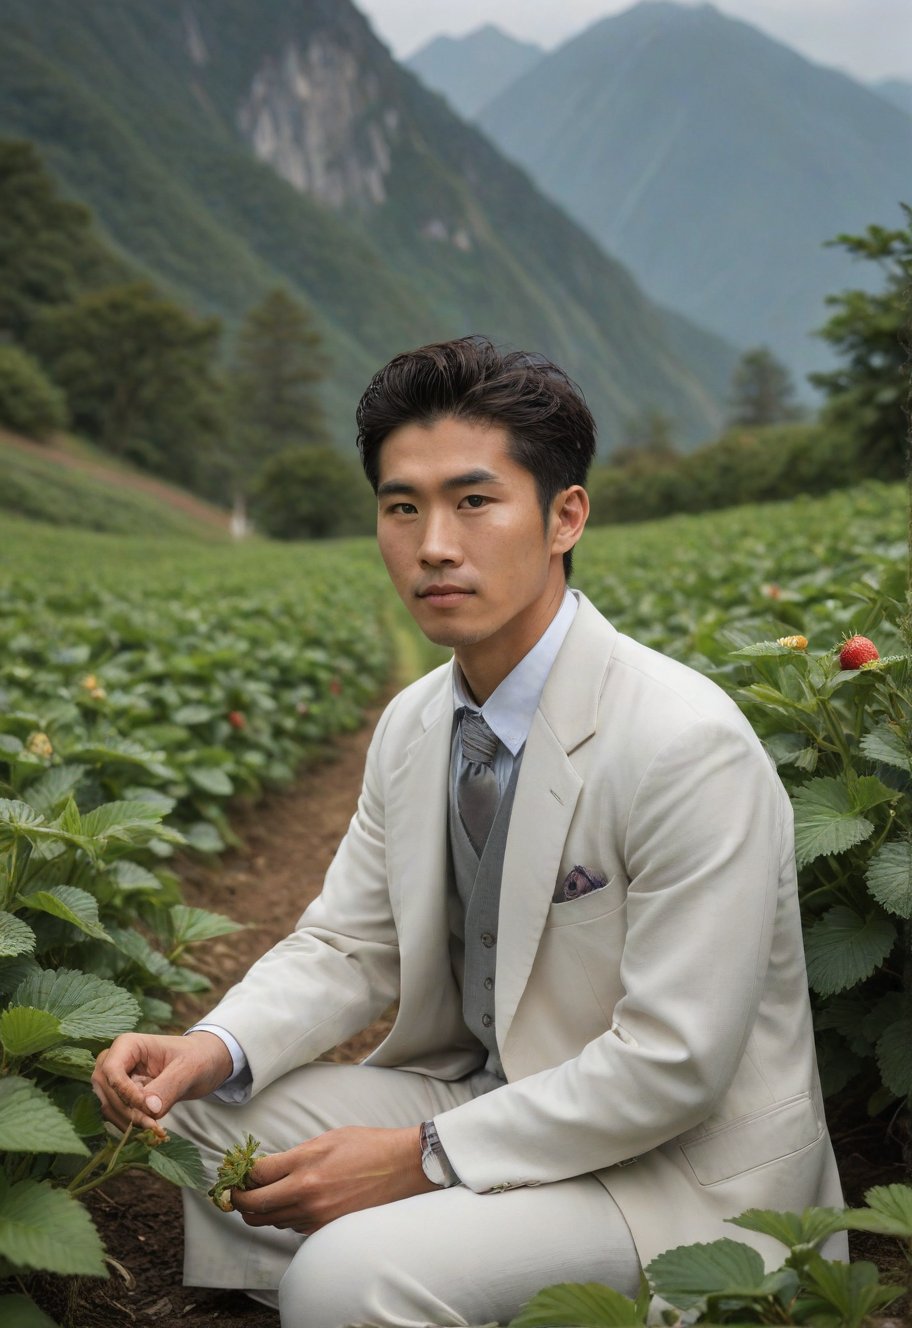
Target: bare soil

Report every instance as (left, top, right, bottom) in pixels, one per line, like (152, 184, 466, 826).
(19, 702, 912, 1326)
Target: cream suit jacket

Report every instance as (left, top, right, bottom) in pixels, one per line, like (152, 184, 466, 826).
(205, 593, 845, 1269)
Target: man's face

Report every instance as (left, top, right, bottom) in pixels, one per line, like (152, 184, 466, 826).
(376, 416, 577, 697)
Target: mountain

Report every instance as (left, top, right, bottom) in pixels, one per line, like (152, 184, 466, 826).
(407, 24, 544, 119)
(873, 78, 912, 116)
(0, 0, 736, 453)
(478, 1, 912, 386)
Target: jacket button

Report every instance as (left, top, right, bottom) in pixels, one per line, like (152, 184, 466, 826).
(483, 977, 493, 990)
(481, 1013, 493, 1027)
(481, 932, 496, 947)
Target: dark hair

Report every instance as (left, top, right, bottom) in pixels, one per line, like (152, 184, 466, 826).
(356, 336, 596, 577)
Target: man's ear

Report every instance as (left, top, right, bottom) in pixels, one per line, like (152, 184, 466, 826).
(550, 485, 590, 557)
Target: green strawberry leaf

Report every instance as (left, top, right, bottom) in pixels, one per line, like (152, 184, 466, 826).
(169, 905, 243, 946)
(36, 1045, 97, 1083)
(849, 775, 899, 813)
(16, 886, 112, 942)
(508, 1279, 647, 1326)
(804, 907, 896, 996)
(728, 1206, 847, 1250)
(792, 778, 875, 869)
(844, 1184, 912, 1237)
(0, 1293, 60, 1327)
(0, 1076, 89, 1156)
(647, 1238, 773, 1310)
(147, 1134, 207, 1190)
(876, 1017, 912, 1096)
(0, 1177, 106, 1276)
(860, 724, 912, 772)
(187, 767, 234, 797)
(866, 840, 912, 918)
(0, 1007, 63, 1058)
(12, 967, 140, 1041)
(801, 1252, 904, 1322)
(22, 765, 88, 816)
(0, 912, 36, 959)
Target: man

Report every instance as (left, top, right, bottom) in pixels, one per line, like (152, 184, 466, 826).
(93, 337, 845, 1327)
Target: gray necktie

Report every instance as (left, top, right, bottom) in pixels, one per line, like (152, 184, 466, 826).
(457, 709, 501, 857)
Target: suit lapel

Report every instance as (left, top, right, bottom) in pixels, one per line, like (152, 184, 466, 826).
(496, 596, 619, 1051)
(385, 670, 454, 961)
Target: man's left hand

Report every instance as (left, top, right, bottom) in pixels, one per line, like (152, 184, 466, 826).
(230, 1125, 436, 1233)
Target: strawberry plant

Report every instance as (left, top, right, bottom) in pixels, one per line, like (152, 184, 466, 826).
(508, 1184, 912, 1326)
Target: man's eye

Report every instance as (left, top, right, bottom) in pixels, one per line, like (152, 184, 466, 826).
(390, 502, 417, 515)
(461, 495, 489, 509)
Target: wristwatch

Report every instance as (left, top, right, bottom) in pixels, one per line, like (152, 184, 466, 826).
(419, 1119, 459, 1188)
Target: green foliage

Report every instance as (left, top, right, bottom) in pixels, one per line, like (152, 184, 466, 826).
(29, 282, 226, 496)
(0, 347, 67, 441)
(229, 287, 329, 482)
(251, 445, 375, 540)
(0, 519, 396, 1321)
(0, 444, 225, 537)
(590, 422, 859, 526)
(208, 1133, 263, 1212)
(508, 1187, 912, 1325)
(811, 205, 912, 481)
(574, 479, 911, 1111)
(728, 346, 802, 427)
(0, 139, 125, 343)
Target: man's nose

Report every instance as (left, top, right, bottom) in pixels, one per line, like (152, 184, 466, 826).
(417, 509, 462, 566)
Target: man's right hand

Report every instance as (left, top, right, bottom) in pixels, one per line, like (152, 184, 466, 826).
(92, 1030, 233, 1136)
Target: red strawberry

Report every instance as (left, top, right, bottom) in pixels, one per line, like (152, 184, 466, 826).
(228, 710, 247, 730)
(838, 636, 879, 670)
(329, 679, 342, 696)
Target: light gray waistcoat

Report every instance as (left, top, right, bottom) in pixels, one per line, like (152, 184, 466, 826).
(447, 752, 523, 1081)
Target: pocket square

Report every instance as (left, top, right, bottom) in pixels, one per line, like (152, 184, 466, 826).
(554, 865, 608, 903)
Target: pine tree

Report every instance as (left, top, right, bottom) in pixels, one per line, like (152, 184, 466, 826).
(230, 288, 329, 470)
(810, 208, 911, 480)
(728, 347, 801, 427)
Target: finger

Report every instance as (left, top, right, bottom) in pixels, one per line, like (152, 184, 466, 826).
(247, 1149, 296, 1189)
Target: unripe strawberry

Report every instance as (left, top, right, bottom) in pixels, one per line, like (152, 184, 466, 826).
(839, 635, 879, 670)
(777, 635, 808, 650)
(25, 731, 53, 758)
(227, 710, 246, 730)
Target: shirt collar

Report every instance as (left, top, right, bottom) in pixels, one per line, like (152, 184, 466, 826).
(452, 588, 578, 756)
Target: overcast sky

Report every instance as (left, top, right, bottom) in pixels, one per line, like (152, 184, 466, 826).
(356, 0, 912, 83)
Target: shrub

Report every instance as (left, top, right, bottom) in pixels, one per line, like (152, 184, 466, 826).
(251, 445, 374, 540)
(0, 344, 68, 440)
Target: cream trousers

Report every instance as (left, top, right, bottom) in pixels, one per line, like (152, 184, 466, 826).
(167, 1062, 641, 1328)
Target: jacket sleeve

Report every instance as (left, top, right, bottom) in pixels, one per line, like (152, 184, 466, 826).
(197, 696, 403, 1094)
(433, 717, 790, 1191)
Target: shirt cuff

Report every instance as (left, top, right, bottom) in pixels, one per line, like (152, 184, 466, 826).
(185, 1024, 253, 1104)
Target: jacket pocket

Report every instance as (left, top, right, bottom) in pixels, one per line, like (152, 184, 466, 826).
(545, 873, 626, 927)
(681, 1092, 823, 1186)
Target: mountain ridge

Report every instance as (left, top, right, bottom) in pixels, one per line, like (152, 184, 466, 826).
(0, 0, 737, 451)
(475, 0, 912, 384)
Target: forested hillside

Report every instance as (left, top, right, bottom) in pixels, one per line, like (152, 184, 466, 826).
(0, 0, 738, 449)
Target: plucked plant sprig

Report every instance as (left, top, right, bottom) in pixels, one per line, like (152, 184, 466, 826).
(209, 1132, 263, 1212)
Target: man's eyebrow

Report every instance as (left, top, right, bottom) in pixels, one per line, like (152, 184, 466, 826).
(377, 469, 502, 499)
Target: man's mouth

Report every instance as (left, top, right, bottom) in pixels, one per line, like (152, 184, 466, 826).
(417, 584, 474, 603)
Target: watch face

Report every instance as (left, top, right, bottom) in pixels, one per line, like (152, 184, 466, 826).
(421, 1147, 447, 1187)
